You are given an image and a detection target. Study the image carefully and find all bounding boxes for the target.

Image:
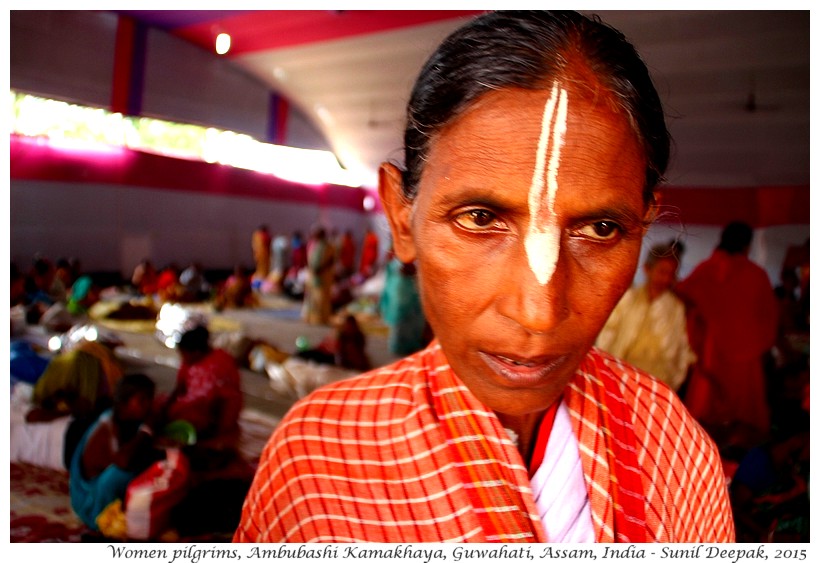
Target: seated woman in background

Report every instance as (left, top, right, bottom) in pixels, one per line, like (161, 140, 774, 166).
(178, 262, 211, 302)
(157, 325, 244, 472)
(295, 314, 372, 373)
(69, 373, 160, 531)
(156, 325, 253, 537)
(27, 333, 124, 423)
(156, 263, 185, 303)
(38, 275, 102, 332)
(66, 276, 100, 315)
(596, 240, 694, 392)
(131, 259, 159, 296)
(214, 265, 257, 310)
(235, 11, 733, 543)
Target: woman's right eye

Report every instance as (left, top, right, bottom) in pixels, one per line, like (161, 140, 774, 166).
(452, 208, 507, 232)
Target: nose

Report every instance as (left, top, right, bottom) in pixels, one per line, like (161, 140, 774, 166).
(496, 247, 571, 334)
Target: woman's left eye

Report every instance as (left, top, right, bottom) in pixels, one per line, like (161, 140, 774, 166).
(453, 209, 507, 231)
(574, 220, 622, 241)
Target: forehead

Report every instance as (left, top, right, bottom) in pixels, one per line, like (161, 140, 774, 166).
(455, 82, 634, 149)
(421, 83, 645, 190)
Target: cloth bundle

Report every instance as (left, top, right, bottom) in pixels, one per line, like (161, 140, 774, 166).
(125, 448, 189, 540)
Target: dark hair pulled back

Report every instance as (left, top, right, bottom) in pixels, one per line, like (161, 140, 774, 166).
(402, 10, 669, 202)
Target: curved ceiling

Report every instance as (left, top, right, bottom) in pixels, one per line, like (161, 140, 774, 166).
(116, 10, 810, 189)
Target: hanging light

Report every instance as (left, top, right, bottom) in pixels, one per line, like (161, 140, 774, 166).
(215, 33, 231, 55)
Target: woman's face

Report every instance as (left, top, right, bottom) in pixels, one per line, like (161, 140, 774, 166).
(121, 392, 153, 423)
(645, 256, 679, 297)
(381, 84, 651, 417)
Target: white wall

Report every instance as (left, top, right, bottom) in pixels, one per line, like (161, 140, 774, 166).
(11, 179, 373, 278)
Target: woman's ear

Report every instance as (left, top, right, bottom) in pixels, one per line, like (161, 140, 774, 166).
(378, 163, 417, 264)
(641, 190, 660, 234)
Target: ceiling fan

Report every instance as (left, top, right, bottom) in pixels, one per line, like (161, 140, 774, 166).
(365, 100, 405, 130)
(741, 74, 780, 114)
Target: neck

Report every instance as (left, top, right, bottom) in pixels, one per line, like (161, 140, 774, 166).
(114, 417, 139, 443)
(646, 285, 664, 301)
(495, 410, 545, 464)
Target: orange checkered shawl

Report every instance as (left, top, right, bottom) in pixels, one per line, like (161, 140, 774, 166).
(234, 342, 734, 543)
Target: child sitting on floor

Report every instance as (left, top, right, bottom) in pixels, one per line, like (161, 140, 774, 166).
(69, 373, 161, 532)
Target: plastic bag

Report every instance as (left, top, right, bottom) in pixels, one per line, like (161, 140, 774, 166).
(125, 448, 190, 540)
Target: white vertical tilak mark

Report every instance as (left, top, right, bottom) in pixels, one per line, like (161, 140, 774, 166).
(525, 82, 568, 286)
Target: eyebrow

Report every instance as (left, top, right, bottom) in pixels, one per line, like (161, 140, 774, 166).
(569, 203, 648, 227)
(430, 184, 524, 212)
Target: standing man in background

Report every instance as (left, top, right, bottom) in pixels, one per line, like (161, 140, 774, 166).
(676, 221, 778, 447)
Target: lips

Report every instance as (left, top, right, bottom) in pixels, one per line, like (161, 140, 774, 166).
(478, 350, 569, 385)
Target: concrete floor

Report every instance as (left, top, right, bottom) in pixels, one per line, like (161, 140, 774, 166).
(107, 300, 402, 421)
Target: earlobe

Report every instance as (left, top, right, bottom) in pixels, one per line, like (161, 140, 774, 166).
(378, 163, 417, 264)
